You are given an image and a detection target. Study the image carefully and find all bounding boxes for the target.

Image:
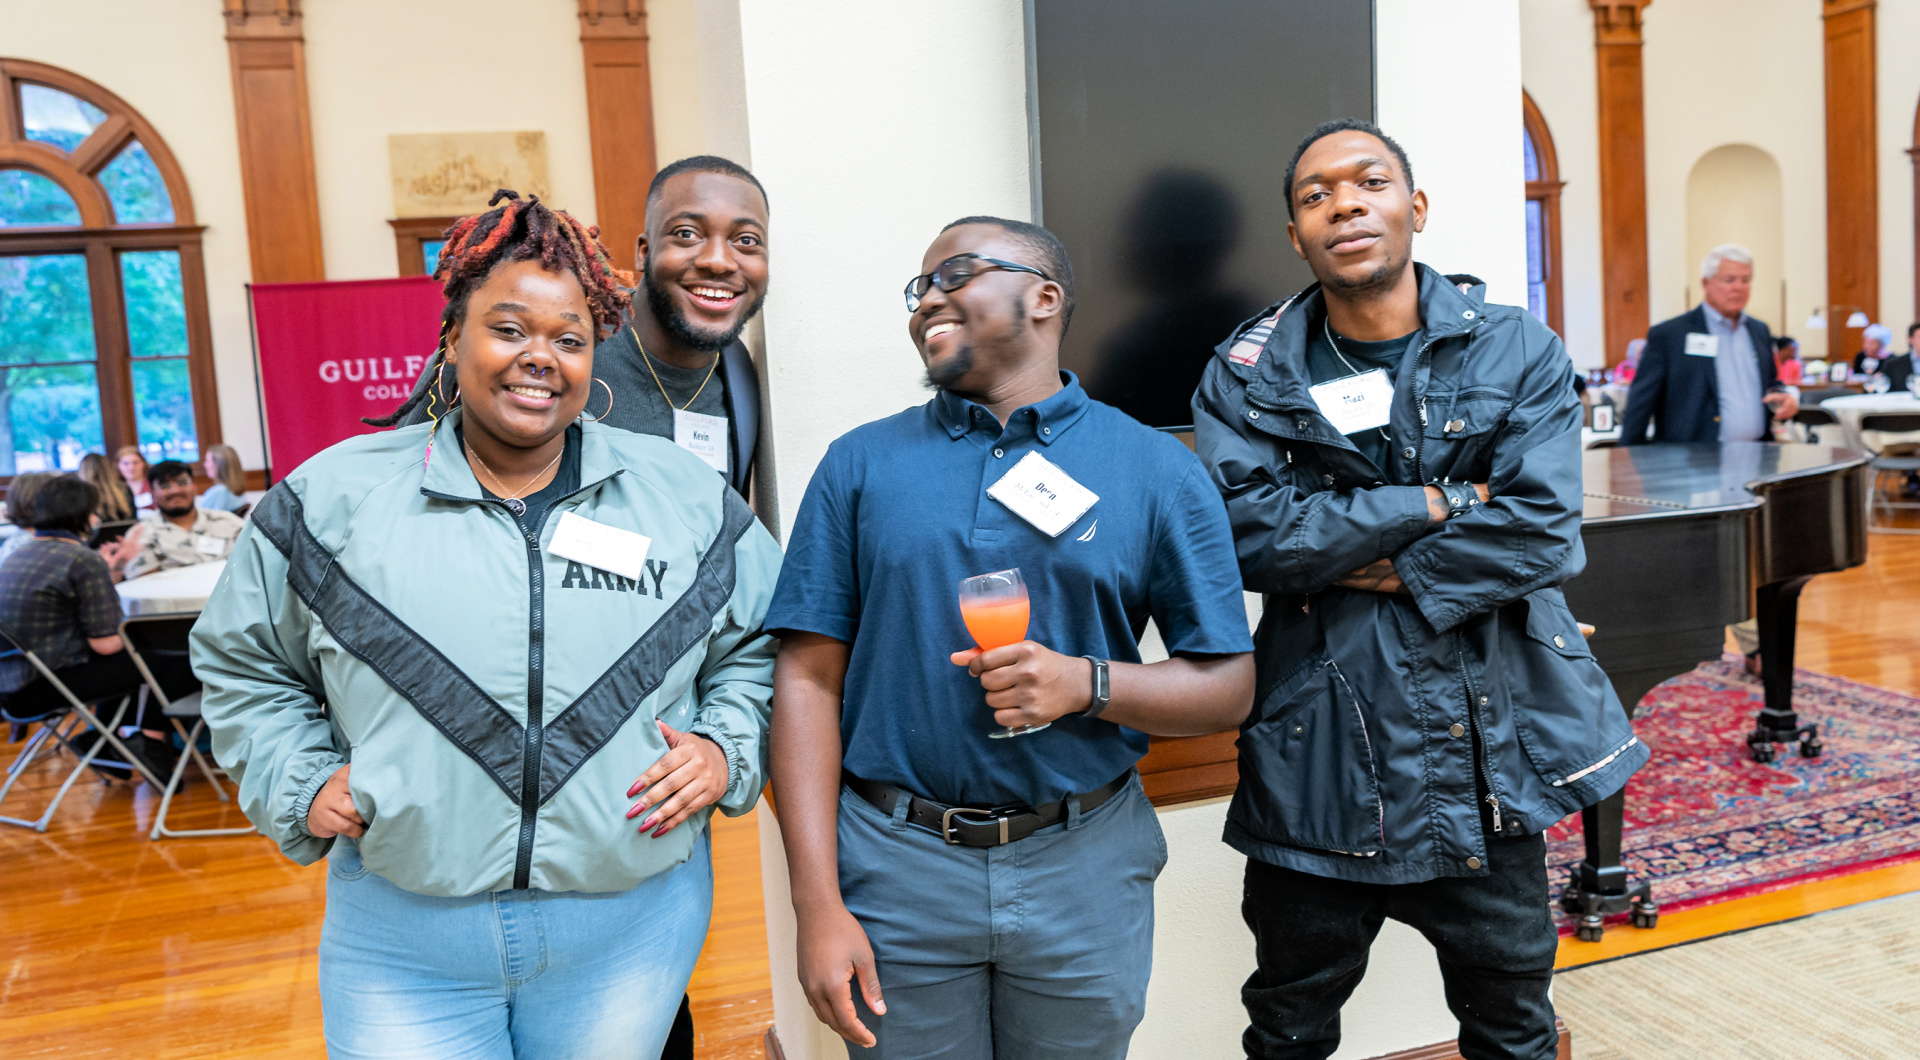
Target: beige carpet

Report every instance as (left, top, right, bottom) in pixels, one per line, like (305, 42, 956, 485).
(1555, 892, 1920, 1059)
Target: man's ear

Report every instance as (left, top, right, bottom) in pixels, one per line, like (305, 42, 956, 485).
(1286, 220, 1306, 261)
(1410, 189, 1428, 234)
(632, 232, 649, 276)
(1030, 280, 1065, 325)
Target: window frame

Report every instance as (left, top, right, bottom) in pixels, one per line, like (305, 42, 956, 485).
(1522, 90, 1566, 339)
(389, 216, 460, 277)
(0, 58, 221, 476)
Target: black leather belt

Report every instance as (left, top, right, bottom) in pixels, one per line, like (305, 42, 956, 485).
(843, 770, 1131, 848)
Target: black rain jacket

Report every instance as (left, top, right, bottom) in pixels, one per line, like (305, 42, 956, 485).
(1191, 265, 1646, 884)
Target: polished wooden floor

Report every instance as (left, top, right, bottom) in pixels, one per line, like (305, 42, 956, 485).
(4, 530, 1917, 1056)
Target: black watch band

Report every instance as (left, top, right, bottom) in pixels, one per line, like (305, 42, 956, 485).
(1437, 479, 1479, 520)
(1081, 656, 1111, 720)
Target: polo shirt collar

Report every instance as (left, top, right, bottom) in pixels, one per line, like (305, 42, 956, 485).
(33, 530, 82, 542)
(934, 371, 1091, 446)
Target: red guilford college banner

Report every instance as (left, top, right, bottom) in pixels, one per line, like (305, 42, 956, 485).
(249, 276, 443, 477)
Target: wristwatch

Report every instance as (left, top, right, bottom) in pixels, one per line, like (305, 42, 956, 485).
(1081, 656, 1111, 720)
(1436, 479, 1480, 520)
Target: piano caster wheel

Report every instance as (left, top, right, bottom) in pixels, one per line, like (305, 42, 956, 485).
(1575, 914, 1605, 942)
(1800, 738, 1823, 759)
(1748, 739, 1776, 764)
(1630, 900, 1659, 930)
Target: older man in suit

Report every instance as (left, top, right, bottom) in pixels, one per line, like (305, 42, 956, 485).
(1621, 243, 1798, 444)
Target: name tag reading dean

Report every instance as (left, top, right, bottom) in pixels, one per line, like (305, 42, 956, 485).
(986, 451, 1099, 538)
(1685, 332, 1719, 358)
(673, 409, 729, 472)
(547, 511, 651, 582)
(1307, 368, 1395, 435)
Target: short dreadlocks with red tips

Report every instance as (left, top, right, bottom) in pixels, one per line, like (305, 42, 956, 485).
(366, 188, 634, 427)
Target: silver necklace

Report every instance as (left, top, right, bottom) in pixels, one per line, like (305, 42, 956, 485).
(1323, 318, 1394, 443)
(465, 442, 564, 517)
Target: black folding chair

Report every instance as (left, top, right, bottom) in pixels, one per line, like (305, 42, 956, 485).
(1860, 412, 1920, 534)
(1790, 406, 1839, 445)
(0, 620, 157, 831)
(120, 612, 254, 840)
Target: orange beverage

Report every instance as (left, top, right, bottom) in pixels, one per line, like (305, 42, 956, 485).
(960, 597, 1030, 651)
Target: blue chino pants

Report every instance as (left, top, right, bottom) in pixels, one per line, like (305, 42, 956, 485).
(318, 830, 712, 1060)
(836, 773, 1167, 1060)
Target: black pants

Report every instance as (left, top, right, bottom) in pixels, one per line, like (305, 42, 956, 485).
(6, 650, 197, 731)
(1240, 831, 1560, 1060)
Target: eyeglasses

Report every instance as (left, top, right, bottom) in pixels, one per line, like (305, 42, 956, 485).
(904, 254, 1051, 312)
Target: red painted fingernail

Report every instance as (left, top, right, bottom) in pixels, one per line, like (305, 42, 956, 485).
(627, 803, 643, 819)
(652, 825, 668, 838)
(627, 783, 643, 798)
(639, 815, 655, 830)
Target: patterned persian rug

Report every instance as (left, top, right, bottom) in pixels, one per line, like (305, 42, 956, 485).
(1545, 656, 1920, 932)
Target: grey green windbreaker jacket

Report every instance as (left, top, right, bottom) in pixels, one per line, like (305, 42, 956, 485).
(189, 411, 782, 896)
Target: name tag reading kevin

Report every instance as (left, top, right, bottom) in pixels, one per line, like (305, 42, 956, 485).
(674, 409, 729, 472)
(547, 511, 651, 582)
(1685, 332, 1719, 357)
(1307, 368, 1395, 435)
(986, 451, 1099, 538)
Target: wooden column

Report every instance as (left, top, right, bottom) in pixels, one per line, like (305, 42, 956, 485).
(1590, 1, 1652, 367)
(223, 0, 324, 283)
(1824, 0, 1879, 359)
(578, 0, 658, 273)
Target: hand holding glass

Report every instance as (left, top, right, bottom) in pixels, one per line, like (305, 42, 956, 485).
(956, 569, 1047, 738)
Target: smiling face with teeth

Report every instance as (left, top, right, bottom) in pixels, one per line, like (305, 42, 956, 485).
(910, 224, 1067, 403)
(446, 258, 595, 470)
(633, 171, 770, 367)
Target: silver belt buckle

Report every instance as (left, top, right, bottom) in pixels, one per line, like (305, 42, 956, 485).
(940, 806, 1011, 845)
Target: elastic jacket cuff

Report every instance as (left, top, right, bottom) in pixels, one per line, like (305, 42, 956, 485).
(688, 723, 744, 803)
(289, 760, 344, 839)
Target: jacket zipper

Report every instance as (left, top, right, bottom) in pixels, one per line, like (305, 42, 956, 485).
(1454, 631, 1504, 836)
(512, 503, 549, 890)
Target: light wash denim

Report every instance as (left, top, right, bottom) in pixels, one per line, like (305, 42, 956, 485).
(836, 773, 1167, 1060)
(318, 829, 711, 1060)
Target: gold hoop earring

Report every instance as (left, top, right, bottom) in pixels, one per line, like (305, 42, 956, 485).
(580, 377, 614, 423)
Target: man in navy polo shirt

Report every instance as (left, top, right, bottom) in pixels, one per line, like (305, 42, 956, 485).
(766, 217, 1255, 1059)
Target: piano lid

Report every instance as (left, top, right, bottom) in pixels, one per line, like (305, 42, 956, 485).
(1581, 443, 1868, 523)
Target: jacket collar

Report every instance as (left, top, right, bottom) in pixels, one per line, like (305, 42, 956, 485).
(419, 408, 624, 502)
(933, 370, 1090, 446)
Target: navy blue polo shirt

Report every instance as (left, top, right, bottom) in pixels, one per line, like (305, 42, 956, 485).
(765, 372, 1252, 807)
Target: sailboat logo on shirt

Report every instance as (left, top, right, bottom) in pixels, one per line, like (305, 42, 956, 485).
(1076, 520, 1098, 543)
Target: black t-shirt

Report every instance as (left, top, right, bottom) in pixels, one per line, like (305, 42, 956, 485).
(459, 424, 583, 536)
(1304, 317, 1418, 473)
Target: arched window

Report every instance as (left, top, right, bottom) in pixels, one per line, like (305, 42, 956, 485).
(0, 59, 218, 476)
(1522, 90, 1565, 338)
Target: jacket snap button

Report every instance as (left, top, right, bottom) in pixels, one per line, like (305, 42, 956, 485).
(993, 448, 1004, 458)
(1553, 634, 1566, 648)
(1322, 474, 1335, 486)
(1448, 419, 1466, 432)
(1297, 419, 1310, 431)
(1402, 447, 1415, 458)
(1248, 410, 1260, 420)
(1466, 856, 1482, 869)
(1480, 695, 1489, 705)
(1293, 724, 1304, 734)
(1448, 723, 1465, 738)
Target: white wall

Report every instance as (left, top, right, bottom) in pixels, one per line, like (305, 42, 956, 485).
(1, 0, 263, 467)
(1521, 0, 1606, 367)
(1880, 1, 1920, 341)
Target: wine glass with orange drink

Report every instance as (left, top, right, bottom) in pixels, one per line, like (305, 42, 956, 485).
(956, 568, 1046, 738)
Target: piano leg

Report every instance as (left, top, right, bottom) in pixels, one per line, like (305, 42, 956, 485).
(1563, 789, 1656, 941)
(1747, 576, 1823, 763)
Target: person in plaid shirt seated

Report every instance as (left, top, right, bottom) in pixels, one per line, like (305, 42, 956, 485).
(110, 459, 245, 583)
(0, 475, 197, 779)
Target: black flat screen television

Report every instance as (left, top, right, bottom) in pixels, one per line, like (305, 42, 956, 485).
(1026, 0, 1376, 430)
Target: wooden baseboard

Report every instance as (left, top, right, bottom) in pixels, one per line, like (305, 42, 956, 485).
(763, 1026, 786, 1060)
(1367, 1017, 1571, 1060)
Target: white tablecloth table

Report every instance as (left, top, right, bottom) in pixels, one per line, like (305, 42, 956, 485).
(116, 560, 226, 616)
(1817, 393, 1920, 451)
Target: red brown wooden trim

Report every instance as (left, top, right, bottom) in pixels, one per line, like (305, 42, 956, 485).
(1824, 0, 1879, 362)
(1588, 1, 1652, 367)
(0, 58, 199, 225)
(1523, 90, 1567, 340)
(1366, 1018, 1571, 1060)
(223, 0, 324, 284)
(388, 216, 461, 277)
(578, 0, 658, 274)
(1139, 730, 1240, 806)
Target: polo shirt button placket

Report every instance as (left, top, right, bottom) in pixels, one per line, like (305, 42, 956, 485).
(993, 448, 1004, 459)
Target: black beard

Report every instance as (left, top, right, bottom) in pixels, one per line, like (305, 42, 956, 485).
(924, 343, 976, 391)
(1323, 242, 1411, 295)
(642, 264, 766, 352)
(158, 501, 195, 519)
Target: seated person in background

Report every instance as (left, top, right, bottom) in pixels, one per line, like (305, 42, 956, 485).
(1774, 336, 1803, 385)
(0, 472, 56, 569)
(1883, 323, 1920, 394)
(1854, 323, 1894, 378)
(198, 444, 249, 513)
(0, 476, 196, 778)
(116, 446, 154, 513)
(79, 452, 136, 524)
(113, 460, 245, 582)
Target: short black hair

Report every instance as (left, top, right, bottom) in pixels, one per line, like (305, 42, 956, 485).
(1909, 321, 1920, 338)
(1283, 118, 1415, 221)
(6, 472, 54, 529)
(938, 216, 1077, 335)
(1775, 335, 1799, 351)
(646, 156, 768, 217)
(32, 475, 98, 536)
(148, 460, 194, 487)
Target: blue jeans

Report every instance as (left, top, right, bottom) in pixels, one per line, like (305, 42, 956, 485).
(318, 830, 712, 1060)
(837, 773, 1166, 1060)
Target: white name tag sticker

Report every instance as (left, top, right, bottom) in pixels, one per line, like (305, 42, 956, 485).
(1685, 332, 1719, 357)
(1307, 368, 1395, 435)
(193, 534, 227, 557)
(673, 409, 729, 472)
(986, 451, 1099, 538)
(547, 511, 651, 582)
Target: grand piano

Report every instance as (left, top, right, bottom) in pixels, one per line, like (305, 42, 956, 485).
(1557, 442, 1871, 940)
